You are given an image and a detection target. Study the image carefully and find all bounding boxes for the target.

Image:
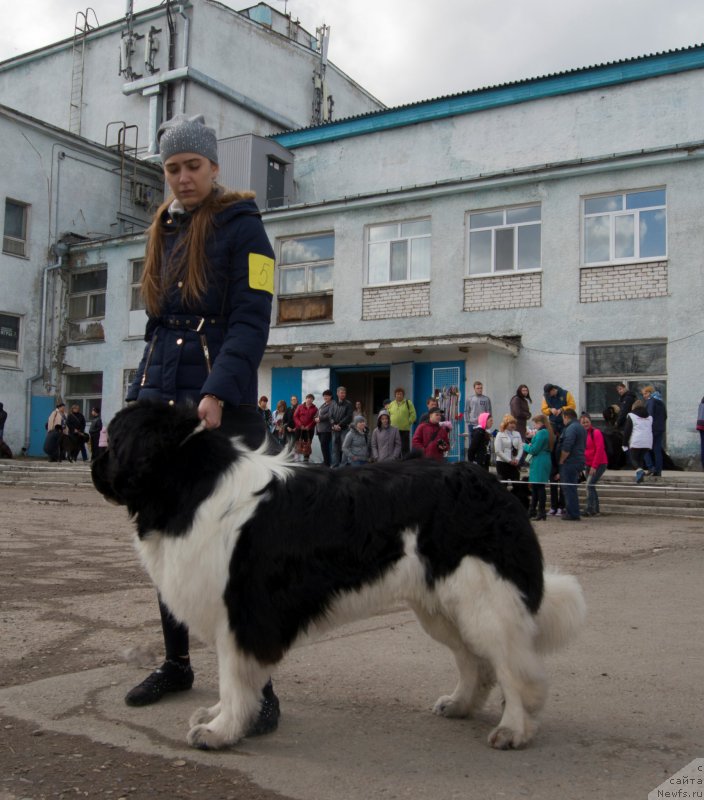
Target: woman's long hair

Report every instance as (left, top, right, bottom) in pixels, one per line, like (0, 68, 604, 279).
(141, 187, 255, 315)
(532, 413, 554, 450)
(515, 384, 532, 402)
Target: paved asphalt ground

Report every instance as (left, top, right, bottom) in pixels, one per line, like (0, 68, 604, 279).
(0, 479, 702, 799)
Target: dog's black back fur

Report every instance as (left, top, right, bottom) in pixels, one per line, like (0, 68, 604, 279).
(228, 458, 544, 664)
(93, 402, 545, 666)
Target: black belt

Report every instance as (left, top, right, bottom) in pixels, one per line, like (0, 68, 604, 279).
(161, 315, 227, 332)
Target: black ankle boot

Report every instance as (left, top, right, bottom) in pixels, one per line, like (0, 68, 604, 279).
(124, 659, 194, 707)
(246, 680, 281, 737)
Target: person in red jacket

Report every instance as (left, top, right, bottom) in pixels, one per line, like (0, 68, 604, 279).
(412, 407, 450, 461)
(580, 412, 609, 517)
(293, 393, 318, 461)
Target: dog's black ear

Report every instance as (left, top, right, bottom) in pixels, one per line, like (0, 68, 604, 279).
(97, 402, 191, 508)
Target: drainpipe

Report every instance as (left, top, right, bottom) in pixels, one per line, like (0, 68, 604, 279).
(24, 258, 63, 453)
(177, 4, 190, 113)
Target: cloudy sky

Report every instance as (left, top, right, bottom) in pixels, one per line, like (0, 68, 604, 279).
(1, 0, 703, 106)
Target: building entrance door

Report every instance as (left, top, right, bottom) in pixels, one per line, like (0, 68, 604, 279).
(334, 368, 390, 424)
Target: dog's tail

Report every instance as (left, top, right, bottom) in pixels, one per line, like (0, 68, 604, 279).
(534, 570, 586, 653)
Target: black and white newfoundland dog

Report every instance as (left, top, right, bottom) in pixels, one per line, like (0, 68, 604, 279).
(92, 402, 585, 752)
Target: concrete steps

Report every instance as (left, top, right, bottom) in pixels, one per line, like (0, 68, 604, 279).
(0, 459, 93, 488)
(578, 471, 704, 518)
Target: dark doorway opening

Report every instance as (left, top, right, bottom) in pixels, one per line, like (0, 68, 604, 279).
(334, 368, 390, 424)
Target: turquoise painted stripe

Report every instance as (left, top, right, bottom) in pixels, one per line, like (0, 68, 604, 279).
(273, 47, 704, 148)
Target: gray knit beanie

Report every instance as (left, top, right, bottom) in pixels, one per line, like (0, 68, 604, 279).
(157, 114, 219, 164)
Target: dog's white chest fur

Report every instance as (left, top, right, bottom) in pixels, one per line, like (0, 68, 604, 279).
(135, 473, 252, 643)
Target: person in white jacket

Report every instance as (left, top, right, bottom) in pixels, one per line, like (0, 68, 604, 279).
(494, 414, 524, 485)
(623, 400, 653, 484)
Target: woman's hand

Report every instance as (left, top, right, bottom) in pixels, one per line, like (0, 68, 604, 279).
(198, 395, 224, 429)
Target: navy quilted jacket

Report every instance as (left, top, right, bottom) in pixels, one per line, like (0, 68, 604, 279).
(126, 198, 274, 408)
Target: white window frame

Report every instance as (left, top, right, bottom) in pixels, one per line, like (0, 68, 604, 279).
(582, 188, 667, 266)
(130, 259, 145, 311)
(582, 339, 667, 420)
(278, 232, 334, 297)
(68, 266, 107, 323)
(65, 372, 103, 418)
(467, 204, 542, 276)
(123, 369, 137, 404)
(3, 199, 29, 258)
(366, 218, 431, 286)
(0, 312, 22, 368)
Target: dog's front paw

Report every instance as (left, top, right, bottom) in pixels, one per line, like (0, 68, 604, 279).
(189, 704, 220, 727)
(187, 723, 238, 751)
(487, 724, 532, 750)
(433, 695, 470, 718)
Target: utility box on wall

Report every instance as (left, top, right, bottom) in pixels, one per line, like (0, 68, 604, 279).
(218, 134, 294, 209)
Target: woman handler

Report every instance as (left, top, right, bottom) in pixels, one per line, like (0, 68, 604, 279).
(123, 114, 279, 734)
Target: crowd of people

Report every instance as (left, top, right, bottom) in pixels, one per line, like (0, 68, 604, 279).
(258, 385, 428, 466)
(461, 379, 676, 522)
(42, 402, 106, 463)
(13, 380, 702, 491)
(255, 377, 693, 502)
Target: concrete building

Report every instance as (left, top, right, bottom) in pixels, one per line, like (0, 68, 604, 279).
(0, 1, 382, 456)
(42, 45, 704, 465)
(0, 104, 164, 454)
(259, 47, 704, 462)
(0, 1, 383, 157)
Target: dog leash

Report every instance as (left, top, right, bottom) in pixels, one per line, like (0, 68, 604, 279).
(180, 419, 208, 446)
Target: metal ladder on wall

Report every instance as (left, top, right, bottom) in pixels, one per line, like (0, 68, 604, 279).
(69, 9, 99, 136)
(106, 122, 149, 229)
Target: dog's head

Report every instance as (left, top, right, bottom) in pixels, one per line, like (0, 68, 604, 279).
(91, 401, 238, 536)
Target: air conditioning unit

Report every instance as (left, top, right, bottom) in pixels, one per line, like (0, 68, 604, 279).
(2, 236, 26, 257)
(132, 182, 153, 208)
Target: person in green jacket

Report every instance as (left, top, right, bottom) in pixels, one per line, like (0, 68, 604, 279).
(523, 413, 554, 521)
(387, 387, 417, 456)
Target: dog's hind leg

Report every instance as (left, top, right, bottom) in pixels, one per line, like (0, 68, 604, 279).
(485, 646, 546, 750)
(187, 622, 269, 750)
(410, 603, 493, 719)
(457, 608, 546, 749)
(438, 562, 548, 750)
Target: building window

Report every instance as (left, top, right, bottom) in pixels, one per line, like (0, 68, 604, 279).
(68, 266, 107, 342)
(0, 312, 21, 368)
(367, 219, 431, 284)
(3, 199, 29, 257)
(65, 372, 103, 417)
(266, 159, 286, 209)
(69, 267, 107, 321)
(583, 189, 666, 265)
(123, 369, 137, 403)
(468, 205, 541, 275)
(277, 233, 334, 324)
(130, 259, 145, 310)
(583, 341, 666, 419)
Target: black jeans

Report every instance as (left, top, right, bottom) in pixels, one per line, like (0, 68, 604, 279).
(399, 430, 411, 457)
(530, 484, 546, 514)
(317, 431, 332, 466)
